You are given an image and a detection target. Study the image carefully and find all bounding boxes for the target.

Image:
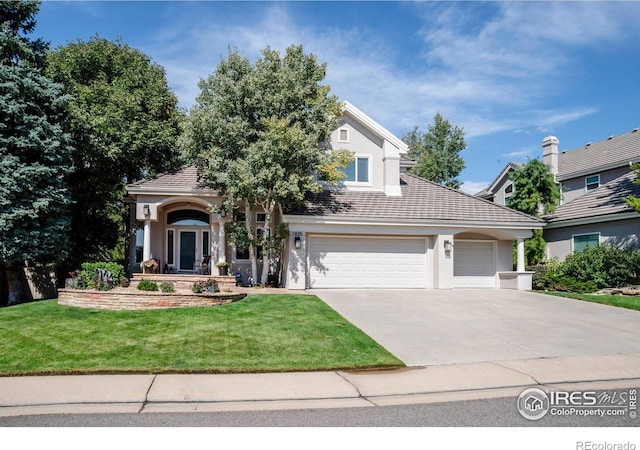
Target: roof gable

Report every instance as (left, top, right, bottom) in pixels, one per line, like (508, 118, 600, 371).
(342, 101, 409, 154)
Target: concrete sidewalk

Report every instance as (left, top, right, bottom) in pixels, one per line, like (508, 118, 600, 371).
(2, 353, 640, 417)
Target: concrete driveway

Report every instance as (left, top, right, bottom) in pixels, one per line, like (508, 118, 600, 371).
(312, 289, 640, 367)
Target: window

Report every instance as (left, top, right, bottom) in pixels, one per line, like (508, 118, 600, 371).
(202, 231, 209, 258)
(585, 175, 600, 191)
(344, 156, 369, 183)
(338, 128, 349, 142)
(166, 230, 174, 265)
(235, 247, 250, 260)
(504, 184, 513, 203)
(135, 229, 144, 264)
(573, 233, 599, 253)
(256, 213, 266, 223)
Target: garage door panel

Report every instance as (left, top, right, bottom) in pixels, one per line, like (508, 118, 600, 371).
(309, 236, 427, 288)
(454, 240, 496, 288)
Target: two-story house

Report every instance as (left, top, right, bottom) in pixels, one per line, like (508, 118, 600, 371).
(477, 129, 640, 260)
(126, 102, 542, 290)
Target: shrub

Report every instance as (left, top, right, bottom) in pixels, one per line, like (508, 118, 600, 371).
(562, 245, 640, 289)
(74, 262, 124, 290)
(192, 279, 219, 294)
(159, 282, 175, 293)
(137, 279, 159, 291)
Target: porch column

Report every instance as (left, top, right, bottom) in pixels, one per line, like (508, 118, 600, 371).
(143, 219, 152, 261)
(516, 238, 525, 272)
(218, 219, 227, 264)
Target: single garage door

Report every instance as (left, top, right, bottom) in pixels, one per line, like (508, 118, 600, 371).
(454, 240, 496, 287)
(309, 236, 427, 288)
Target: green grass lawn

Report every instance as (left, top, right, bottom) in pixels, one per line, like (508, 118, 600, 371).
(544, 292, 640, 311)
(0, 294, 403, 375)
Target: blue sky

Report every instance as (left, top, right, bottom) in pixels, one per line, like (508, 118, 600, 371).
(35, 1, 640, 194)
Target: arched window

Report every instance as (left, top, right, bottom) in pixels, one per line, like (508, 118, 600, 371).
(167, 209, 210, 226)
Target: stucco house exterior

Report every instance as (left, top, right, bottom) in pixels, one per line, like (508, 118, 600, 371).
(126, 102, 542, 290)
(476, 128, 640, 260)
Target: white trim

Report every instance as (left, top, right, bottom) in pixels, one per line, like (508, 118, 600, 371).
(571, 232, 600, 253)
(283, 214, 543, 230)
(342, 101, 409, 153)
(343, 155, 372, 186)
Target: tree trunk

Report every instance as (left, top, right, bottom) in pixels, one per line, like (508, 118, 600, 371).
(2, 263, 25, 305)
(245, 202, 258, 285)
(260, 201, 275, 285)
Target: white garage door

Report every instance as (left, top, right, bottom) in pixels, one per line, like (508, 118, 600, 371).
(309, 236, 427, 288)
(454, 240, 496, 287)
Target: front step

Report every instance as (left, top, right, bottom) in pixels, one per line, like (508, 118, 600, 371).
(130, 274, 237, 292)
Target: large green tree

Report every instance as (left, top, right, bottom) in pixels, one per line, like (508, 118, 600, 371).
(403, 113, 466, 189)
(506, 158, 561, 265)
(0, 0, 72, 304)
(46, 37, 182, 272)
(182, 45, 350, 284)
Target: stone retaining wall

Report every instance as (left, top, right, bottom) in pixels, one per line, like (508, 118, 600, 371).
(58, 289, 246, 310)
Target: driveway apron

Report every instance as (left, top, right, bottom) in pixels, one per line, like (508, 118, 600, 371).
(312, 289, 640, 367)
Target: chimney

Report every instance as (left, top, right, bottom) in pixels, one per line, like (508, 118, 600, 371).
(542, 136, 559, 175)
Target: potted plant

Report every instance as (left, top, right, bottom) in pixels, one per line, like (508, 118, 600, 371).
(215, 261, 230, 276)
(141, 259, 159, 274)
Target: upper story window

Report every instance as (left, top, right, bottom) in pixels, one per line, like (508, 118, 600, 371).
(338, 128, 349, 143)
(585, 175, 600, 191)
(344, 156, 369, 183)
(504, 184, 513, 202)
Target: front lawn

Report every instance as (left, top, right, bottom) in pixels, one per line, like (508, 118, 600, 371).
(0, 294, 403, 375)
(544, 291, 640, 311)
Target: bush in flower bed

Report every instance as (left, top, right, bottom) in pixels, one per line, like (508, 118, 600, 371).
(159, 282, 175, 293)
(69, 262, 124, 291)
(137, 279, 159, 291)
(192, 279, 219, 294)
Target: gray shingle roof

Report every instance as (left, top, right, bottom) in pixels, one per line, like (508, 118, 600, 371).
(286, 173, 543, 225)
(544, 171, 640, 223)
(558, 128, 640, 180)
(127, 166, 210, 191)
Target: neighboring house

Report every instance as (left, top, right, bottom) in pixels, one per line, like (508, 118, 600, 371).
(475, 162, 523, 205)
(126, 101, 542, 290)
(544, 171, 640, 259)
(477, 128, 640, 260)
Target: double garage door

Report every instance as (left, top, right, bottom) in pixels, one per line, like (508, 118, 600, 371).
(309, 236, 427, 288)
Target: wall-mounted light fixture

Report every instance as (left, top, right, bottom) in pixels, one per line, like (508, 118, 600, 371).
(294, 236, 302, 249)
(143, 204, 150, 217)
(444, 240, 453, 252)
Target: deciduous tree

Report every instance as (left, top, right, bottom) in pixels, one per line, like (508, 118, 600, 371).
(182, 45, 348, 285)
(46, 37, 182, 272)
(403, 113, 466, 189)
(506, 158, 561, 265)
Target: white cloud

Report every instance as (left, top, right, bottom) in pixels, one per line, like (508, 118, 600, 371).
(460, 180, 490, 196)
(140, 2, 637, 140)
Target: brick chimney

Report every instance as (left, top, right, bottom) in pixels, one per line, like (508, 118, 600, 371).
(542, 136, 559, 175)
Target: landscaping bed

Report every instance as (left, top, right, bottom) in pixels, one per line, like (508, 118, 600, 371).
(58, 288, 246, 310)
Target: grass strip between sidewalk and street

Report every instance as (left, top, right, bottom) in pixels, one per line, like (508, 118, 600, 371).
(0, 294, 403, 375)
(544, 291, 640, 311)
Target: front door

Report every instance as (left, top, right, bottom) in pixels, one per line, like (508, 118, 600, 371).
(179, 231, 197, 271)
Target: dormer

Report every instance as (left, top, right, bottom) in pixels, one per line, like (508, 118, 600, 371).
(330, 101, 408, 196)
